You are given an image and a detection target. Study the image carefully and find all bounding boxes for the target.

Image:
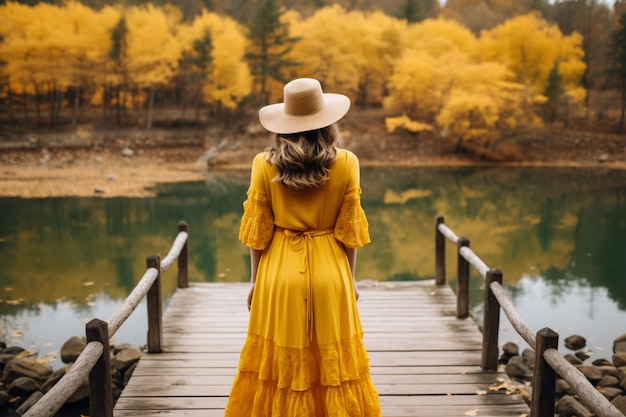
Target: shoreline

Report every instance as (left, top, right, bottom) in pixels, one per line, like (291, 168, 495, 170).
(3, 152, 626, 199)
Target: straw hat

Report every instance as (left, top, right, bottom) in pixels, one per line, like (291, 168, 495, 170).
(259, 78, 350, 134)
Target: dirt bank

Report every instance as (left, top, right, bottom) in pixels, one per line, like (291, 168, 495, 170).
(1, 110, 625, 198)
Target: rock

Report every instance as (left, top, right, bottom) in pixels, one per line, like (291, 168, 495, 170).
(592, 358, 613, 367)
(503, 342, 519, 356)
(565, 335, 586, 351)
(556, 378, 573, 397)
(499, 341, 519, 364)
(613, 352, 626, 367)
(2, 346, 25, 355)
(599, 387, 624, 401)
(106, 174, 117, 182)
(559, 395, 594, 417)
(61, 336, 86, 364)
(94, 187, 105, 194)
(505, 356, 532, 381)
(41, 365, 70, 393)
(598, 153, 609, 163)
(8, 376, 40, 395)
(112, 345, 142, 372)
(0, 390, 10, 406)
(16, 391, 43, 415)
(614, 334, 626, 353)
(599, 365, 619, 378)
(0, 353, 17, 367)
(123, 361, 138, 387)
(598, 375, 620, 388)
(521, 349, 535, 369)
(575, 365, 603, 383)
(612, 395, 626, 416)
(67, 378, 90, 404)
(121, 147, 134, 157)
(565, 353, 583, 365)
(575, 350, 591, 361)
(113, 343, 135, 355)
(1, 357, 53, 385)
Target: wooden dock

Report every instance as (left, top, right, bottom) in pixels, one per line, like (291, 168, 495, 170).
(114, 281, 530, 417)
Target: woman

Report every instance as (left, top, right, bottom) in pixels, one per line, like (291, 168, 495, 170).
(224, 78, 381, 417)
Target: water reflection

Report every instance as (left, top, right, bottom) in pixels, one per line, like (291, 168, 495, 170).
(0, 166, 625, 369)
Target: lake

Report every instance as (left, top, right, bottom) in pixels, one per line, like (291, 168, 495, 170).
(1, 165, 626, 405)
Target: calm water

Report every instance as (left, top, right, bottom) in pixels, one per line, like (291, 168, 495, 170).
(1, 166, 626, 403)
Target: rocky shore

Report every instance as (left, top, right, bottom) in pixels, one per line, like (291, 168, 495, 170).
(0, 336, 142, 416)
(2, 331, 626, 415)
(500, 333, 626, 416)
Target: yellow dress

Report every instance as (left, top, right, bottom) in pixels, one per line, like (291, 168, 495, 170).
(224, 149, 381, 417)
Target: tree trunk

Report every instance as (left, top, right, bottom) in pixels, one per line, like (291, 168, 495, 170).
(49, 82, 56, 128)
(7, 83, 14, 125)
(22, 91, 29, 127)
(619, 75, 626, 133)
(72, 85, 80, 127)
(116, 87, 122, 127)
(147, 86, 155, 130)
(35, 84, 42, 128)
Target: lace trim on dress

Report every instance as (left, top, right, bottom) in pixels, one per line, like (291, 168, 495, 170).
(239, 191, 275, 250)
(334, 194, 370, 248)
(225, 333, 381, 417)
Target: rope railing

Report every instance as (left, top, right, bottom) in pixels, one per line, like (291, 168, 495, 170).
(434, 214, 624, 417)
(23, 220, 190, 417)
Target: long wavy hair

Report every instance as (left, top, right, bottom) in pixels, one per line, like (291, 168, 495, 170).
(266, 124, 343, 192)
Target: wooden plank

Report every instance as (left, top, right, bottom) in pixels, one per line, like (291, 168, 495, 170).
(114, 281, 529, 417)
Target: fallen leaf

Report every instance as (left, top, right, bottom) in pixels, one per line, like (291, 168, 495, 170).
(476, 389, 487, 396)
(12, 331, 24, 337)
(9, 396, 21, 403)
(460, 370, 469, 375)
(465, 408, 479, 416)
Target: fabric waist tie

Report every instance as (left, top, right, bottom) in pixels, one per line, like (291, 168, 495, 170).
(275, 226, 333, 341)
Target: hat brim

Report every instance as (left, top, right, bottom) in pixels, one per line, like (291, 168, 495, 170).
(259, 93, 350, 134)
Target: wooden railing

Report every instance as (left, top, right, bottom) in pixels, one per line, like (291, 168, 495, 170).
(23, 221, 190, 417)
(435, 215, 623, 417)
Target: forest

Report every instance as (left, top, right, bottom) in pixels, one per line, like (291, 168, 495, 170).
(1, 0, 625, 157)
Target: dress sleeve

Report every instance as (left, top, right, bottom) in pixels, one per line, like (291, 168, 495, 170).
(334, 152, 371, 248)
(239, 153, 275, 250)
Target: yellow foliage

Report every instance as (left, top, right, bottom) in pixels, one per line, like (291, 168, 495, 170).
(406, 18, 479, 59)
(385, 115, 433, 133)
(479, 12, 586, 101)
(287, 5, 359, 95)
(125, 4, 182, 87)
(178, 11, 251, 108)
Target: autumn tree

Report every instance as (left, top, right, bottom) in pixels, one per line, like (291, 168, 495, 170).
(123, 4, 183, 130)
(608, 11, 626, 132)
(108, 15, 129, 126)
(246, 0, 300, 105)
(384, 18, 542, 155)
(479, 12, 586, 123)
(544, 62, 565, 122)
(177, 11, 251, 119)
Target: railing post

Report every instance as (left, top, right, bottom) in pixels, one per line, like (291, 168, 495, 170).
(482, 268, 503, 371)
(146, 255, 163, 353)
(86, 318, 113, 417)
(435, 215, 446, 285)
(178, 220, 189, 289)
(531, 327, 559, 417)
(456, 237, 470, 319)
